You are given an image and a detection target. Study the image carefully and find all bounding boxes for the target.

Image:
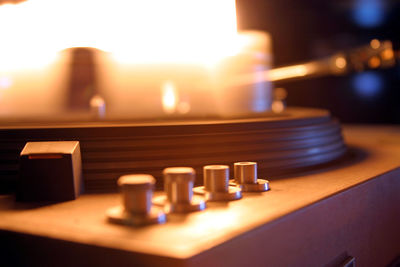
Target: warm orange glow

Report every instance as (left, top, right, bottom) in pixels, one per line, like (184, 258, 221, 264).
(90, 95, 106, 118)
(370, 39, 381, 49)
(0, 1, 276, 119)
(0, 0, 238, 71)
(381, 49, 394, 61)
(189, 211, 239, 237)
(161, 81, 179, 114)
(266, 63, 316, 82)
(368, 56, 381, 68)
(227, 62, 319, 88)
(335, 56, 347, 69)
(271, 101, 285, 113)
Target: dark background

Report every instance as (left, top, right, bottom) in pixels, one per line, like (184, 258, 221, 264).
(236, 0, 400, 123)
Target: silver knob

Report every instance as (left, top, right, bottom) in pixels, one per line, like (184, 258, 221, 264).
(204, 165, 230, 192)
(106, 174, 166, 226)
(163, 167, 206, 213)
(233, 162, 270, 192)
(194, 165, 242, 201)
(234, 162, 258, 184)
(118, 174, 155, 214)
(164, 167, 195, 204)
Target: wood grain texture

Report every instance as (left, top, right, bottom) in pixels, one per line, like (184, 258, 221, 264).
(0, 125, 399, 266)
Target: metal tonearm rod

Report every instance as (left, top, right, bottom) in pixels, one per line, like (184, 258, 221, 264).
(230, 40, 397, 87)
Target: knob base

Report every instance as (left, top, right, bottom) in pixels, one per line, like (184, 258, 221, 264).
(106, 206, 166, 226)
(230, 179, 270, 192)
(193, 186, 242, 201)
(154, 195, 206, 213)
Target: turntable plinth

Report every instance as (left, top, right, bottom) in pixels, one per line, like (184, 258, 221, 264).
(0, 125, 399, 266)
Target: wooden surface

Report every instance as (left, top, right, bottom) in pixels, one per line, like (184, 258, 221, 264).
(0, 107, 345, 192)
(0, 125, 400, 266)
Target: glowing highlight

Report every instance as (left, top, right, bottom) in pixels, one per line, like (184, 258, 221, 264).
(0, 0, 238, 71)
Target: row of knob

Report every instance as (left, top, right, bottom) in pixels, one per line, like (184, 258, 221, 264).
(106, 162, 270, 226)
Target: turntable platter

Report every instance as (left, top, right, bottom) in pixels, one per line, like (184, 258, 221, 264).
(0, 107, 346, 192)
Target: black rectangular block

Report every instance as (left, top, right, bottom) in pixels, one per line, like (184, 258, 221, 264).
(17, 141, 83, 202)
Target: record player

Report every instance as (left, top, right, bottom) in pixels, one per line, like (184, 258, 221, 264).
(0, 0, 399, 266)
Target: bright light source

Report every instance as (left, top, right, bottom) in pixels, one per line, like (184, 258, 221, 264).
(0, 76, 13, 89)
(266, 64, 313, 82)
(0, 0, 238, 71)
(161, 81, 178, 114)
(90, 95, 106, 118)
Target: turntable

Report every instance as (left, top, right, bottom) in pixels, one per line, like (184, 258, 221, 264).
(0, 0, 399, 266)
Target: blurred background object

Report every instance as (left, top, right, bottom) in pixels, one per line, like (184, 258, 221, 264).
(0, 0, 25, 4)
(236, 0, 400, 124)
(0, 0, 399, 123)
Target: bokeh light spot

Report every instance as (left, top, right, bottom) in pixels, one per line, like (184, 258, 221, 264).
(353, 0, 385, 28)
(353, 71, 383, 98)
